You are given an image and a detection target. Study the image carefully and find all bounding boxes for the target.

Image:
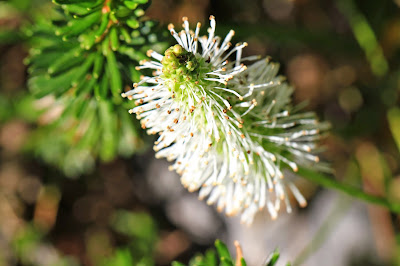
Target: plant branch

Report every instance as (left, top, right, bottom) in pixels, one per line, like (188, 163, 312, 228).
(292, 195, 351, 266)
(297, 167, 400, 213)
(337, 0, 389, 77)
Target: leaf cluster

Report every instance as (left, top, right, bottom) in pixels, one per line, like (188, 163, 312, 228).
(25, 0, 168, 176)
(172, 240, 289, 266)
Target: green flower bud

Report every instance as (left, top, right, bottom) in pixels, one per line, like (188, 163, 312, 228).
(173, 44, 183, 54)
(161, 44, 209, 95)
(186, 61, 194, 71)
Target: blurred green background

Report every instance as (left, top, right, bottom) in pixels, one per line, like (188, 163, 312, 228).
(1, 0, 400, 265)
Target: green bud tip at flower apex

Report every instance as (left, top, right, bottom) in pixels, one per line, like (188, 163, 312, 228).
(123, 16, 328, 225)
(161, 44, 207, 96)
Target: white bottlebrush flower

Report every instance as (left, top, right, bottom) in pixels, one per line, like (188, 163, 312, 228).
(122, 16, 328, 225)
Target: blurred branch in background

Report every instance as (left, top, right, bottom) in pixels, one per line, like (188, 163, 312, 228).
(388, 107, 400, 152)
(293, 194, 351, 266)
(293, 157, 361, 265)
(355, 142, 396, 261)
(216, 23, 361, 57)
(298, 167, 400, 213)
(337, 0, 389, 77)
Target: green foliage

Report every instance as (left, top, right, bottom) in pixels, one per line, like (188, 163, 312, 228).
(264, 248, 292, 266)
(4, 209, 158, 266)
(100, 248, 135, 266)
(11, 224, 78, 266)
(101, 210, 158, 266)
(25, 97, 146, 176)
(0, 2, 22, 44)
(171, 240, 236, 266)
(25, 0, 168, 176)
(387, 107, 400, 153)
(172, 240, 289, 266)
(110, 210, 158, 256)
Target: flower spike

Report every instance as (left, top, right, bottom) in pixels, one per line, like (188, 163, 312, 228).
(123, 16, 328, 225)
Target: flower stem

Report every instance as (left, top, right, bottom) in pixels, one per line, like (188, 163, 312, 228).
(297, 167, 400, 213)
